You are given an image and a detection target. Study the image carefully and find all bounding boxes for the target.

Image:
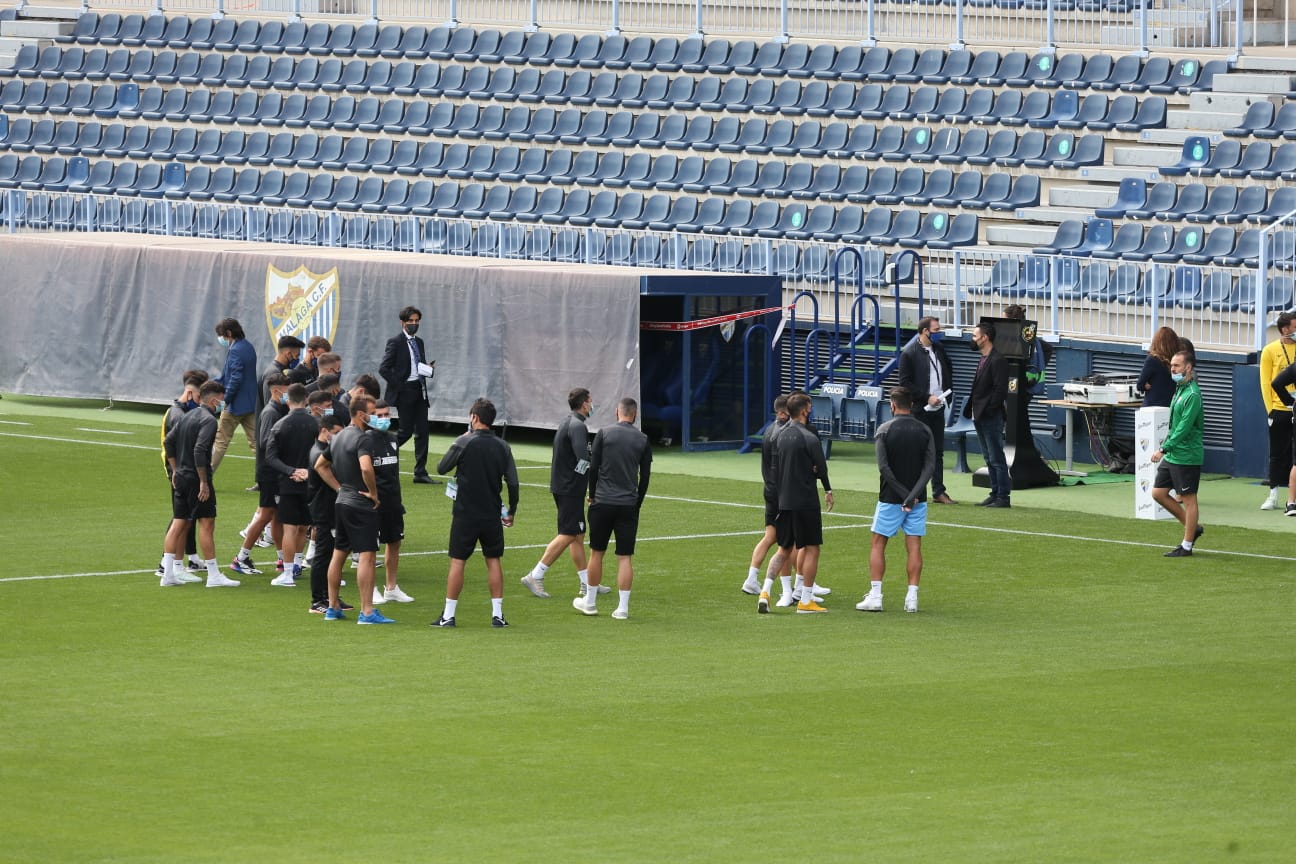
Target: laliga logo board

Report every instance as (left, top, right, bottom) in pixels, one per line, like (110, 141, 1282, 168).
(265, 265, 340, 345)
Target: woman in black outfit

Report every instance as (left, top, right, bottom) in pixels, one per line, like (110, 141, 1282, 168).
(1137, 326, 1181, 408)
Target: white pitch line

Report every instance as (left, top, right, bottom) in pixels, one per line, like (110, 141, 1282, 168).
(76, 427, 135, 435)
(0, 431, 254, 458)
(0, 419, 33, 425)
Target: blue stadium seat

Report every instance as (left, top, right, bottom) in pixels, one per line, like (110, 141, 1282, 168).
(1161, 135, 1212, 176)
(1225, 101, 1275, 137)
(1152, 58, 1204, 94)
(1160, 182, 1209, 221)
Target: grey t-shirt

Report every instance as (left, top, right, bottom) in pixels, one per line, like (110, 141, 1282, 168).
(328, 424, 375, 509)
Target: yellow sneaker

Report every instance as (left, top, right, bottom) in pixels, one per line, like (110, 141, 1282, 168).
(757, 591, 770, 614)
(796, 599, 828, 614)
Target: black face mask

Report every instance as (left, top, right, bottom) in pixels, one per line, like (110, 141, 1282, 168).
(404, 323, 419, 336)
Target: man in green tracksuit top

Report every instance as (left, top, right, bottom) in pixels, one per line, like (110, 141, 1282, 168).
(1151, 349, 1205, 557)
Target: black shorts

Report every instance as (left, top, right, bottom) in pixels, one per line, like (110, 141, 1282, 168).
(763, 493, 778, 528)
(258, 481, 279, 510)
(172, 473, 216, 521)
(1154, 461, 1201, 496)
(379, 505, 405, 545)
(588, 502, 640, 556)
(775, 508, 823, 549)
(448, 514, 505, 561)
(334, 501, 381, 554)
(276, 491, 310, 526)
(554, 494, 586, 536)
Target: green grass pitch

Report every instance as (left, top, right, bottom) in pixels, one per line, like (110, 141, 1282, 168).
(0, 396, 1291, 863)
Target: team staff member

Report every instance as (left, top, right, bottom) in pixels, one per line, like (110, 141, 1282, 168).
(573, 398, 652, 620)
(259, 335, 306, 413)
(314, 394, 393, 624)
(157, 370, 208, 581)
(521, 387, 595, 600)
(742, 395, 793, 600)
(857, 387, 935, 614)
(966, 321, 1011, 508)
(897, 316, 956, 505)
(161, 381, 240, 588)
(379, 306, 436, 484)
(431, 398, 520, 629)
(289, 336, 333, 387)
(303, 353, 343, 395)
(368, 400, 415, 606)
(1258, 312, 1296, 510)
(306, 412, 346, 614)
(264, 384, 321, 588)
(231, 373, 290, 577)
(757, 392, 833, 615)
(1151, 350, 1206, 557)
(210, 318, 258, 472)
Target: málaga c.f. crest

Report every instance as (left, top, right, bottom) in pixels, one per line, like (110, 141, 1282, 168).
(265, 265, 339, 345)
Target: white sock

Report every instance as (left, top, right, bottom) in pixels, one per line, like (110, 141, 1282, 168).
(293, 553, 304, 568)
(491, 597, 503, 618)
(906, 585, 919, 602)
(779, 575, 793, 596)
(237, 547, 252, 562)
(794, 574, 804, 591)
(870, 580, 883, 596)
(276, 549, 284, 564)
(1182, 540, 1193, 551)
(532, 562, 549, 579)
(584, 588, 597, 609)
(617, 590, 630, 613)
(747, 566, 760, 581)
(444, 598, 458, 619)
(162, 553, 176, 579)
(205, 559, 219, 578)
(578, 568, 588, 587)
(761, 577, 774, 595)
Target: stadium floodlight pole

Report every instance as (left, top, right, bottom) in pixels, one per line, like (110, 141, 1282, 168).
(608, 0, 622, 35)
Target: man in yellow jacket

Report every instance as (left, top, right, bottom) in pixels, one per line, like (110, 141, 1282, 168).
(1258, 312, 1296, 512)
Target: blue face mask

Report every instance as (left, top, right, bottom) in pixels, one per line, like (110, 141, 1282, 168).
(212, 400, 225, 415)
(368, 416, 392, 432)
(1171, 373, 1185, 383)
(322, 407, 334, 416)
(928, 331, 944, 343)
(182, 398, 199, 411)
(280, 393, 290, 403)
(218, 336, 229, 348)
(288, 357, 300, 369)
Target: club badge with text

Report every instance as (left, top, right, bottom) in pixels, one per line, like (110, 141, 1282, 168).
(265, 265, 340, 344)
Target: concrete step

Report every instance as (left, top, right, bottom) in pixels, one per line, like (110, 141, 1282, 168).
(0, 20, 74, 39)
(1140, 128, 1214, 147)
(1211, 72, 1294, 94)
(1017, 205, 1093, 225)
(19, 6, 82, 20)
(1111, 144, 1179, 168)
(1049, 185, 1115, 209)
(1242, 20, 1296, 46)
(1099, 25, 1181, 48)
(1190, 90, 1275, 112)
(1074, 165, 1164, 184)
(1235, 55, 1296, 74)
(1167, 108, 1244, 130)
(986, 223, 1055, 246)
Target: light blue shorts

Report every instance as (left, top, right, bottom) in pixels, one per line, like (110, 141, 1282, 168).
(871, 501, 928, 538)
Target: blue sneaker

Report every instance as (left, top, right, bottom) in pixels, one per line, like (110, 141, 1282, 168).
(357, 610, 396, 625)
(324, 607, 347, 621)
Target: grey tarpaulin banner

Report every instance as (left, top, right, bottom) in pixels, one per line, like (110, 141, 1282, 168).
(0, 234, 641, 430)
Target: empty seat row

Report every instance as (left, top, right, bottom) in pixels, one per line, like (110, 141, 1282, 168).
(1224, 100, 1296, 139)
(44, 14, 1221, 92)
(1035, 218, 1296, 267)
(973, 256, 1293, 313)
(1095, 178, 1296, 226)
(1162, 135, 1296, 181)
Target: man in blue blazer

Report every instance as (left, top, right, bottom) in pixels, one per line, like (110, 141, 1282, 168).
(211, 317, 259, 472)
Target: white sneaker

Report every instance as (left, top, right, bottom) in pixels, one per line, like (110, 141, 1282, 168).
(206, 574, 241, 588)
(176, 572, 203, 584)
(612, 608, 629, 620)
(372, 588, 387, 605)
(159, 575, 185, 587)
(740, 578, 761, 595)
(241, 527, 274, 548)
(577, 584, 610, 597)
(520, 574, 550, 598)
(350, 554, 384, 569)
(904, 596, 918, 613)
(270, 574, 296, 587)
(811, 583, 831, 597)
(304, 540, 316, 560)
(385, 586, 415, 603)
(572, 596, 598, 616)
(1261, 488, 1279, 510)
(856, 593, 883, 612)
(775, 593, 796, 608)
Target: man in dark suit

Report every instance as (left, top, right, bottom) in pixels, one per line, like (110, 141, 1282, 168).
(964, 321, 1011, 508)
(379, 305, 436, 484)
(897, 316, 956, 504)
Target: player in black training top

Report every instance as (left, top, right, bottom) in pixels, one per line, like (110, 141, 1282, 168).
(367, 400, 415, 607)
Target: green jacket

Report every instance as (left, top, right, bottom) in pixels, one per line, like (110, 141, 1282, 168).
(1161, 378, 1203, 466)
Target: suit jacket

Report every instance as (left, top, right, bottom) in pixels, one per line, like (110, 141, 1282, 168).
(216, 338, 258, 417)
(966, 347, 1008, 422)
(379, 332, 430, 402)
(897, 338, 953, 411)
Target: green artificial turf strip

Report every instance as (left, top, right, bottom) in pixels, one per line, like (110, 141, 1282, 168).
(0, 407, 1292, 863)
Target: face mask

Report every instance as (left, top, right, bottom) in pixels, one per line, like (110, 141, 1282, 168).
(368, 417, 392, 432)
(212, 400, 225, 415)
(218, 336, 230, 348)
(288, 357, 300, 369)
(280, 393, 289, 403)
(322, 407, 334, 416)
(1171, 373, 1185, 383)
(928, 331, 944, 343)
(404, 323, 419, 336)
(182, 398, 199, 410)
